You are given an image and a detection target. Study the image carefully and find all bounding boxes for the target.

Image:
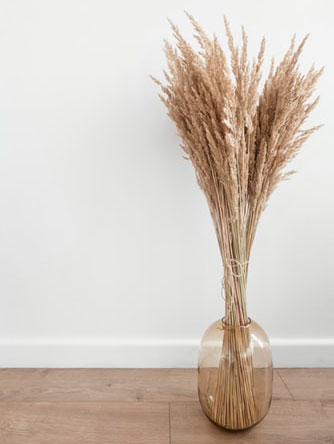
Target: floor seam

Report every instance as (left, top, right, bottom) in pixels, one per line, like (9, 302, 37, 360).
(168, 403, 171, 444)
(277, 369, 295, 400)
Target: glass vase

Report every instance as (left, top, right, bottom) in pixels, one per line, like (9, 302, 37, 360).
(198, 318, 273, 430)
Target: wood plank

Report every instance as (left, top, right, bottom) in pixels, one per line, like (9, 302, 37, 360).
(170, 400, 334, 444)
(0, 402, 169, 444)
(0, 368, 290, 402)
(0, 368, 196, 402)
(278, 368, 334, 400)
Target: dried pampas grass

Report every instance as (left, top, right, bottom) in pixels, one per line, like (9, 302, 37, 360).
(153, 13, 322, 430)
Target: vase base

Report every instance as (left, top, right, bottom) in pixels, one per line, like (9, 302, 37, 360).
(200, 402, 271, 431)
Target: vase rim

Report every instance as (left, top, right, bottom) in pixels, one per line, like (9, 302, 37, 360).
(222, 317, 251, 328)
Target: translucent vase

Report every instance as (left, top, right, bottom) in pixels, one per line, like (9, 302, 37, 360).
(198, 318, 273, 430)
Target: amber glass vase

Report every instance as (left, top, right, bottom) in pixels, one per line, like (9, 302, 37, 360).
(198, 318, 273, 430)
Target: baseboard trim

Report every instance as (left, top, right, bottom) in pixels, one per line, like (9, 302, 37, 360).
(0, 338, 333, 367)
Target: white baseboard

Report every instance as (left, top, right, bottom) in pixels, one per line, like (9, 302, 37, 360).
(0, 338, 333, 368)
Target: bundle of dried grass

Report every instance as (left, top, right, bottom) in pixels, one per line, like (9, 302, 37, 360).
(153, 13, 322, 430)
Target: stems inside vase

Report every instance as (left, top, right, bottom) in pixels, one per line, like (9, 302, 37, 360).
(212, 322, 258, 429)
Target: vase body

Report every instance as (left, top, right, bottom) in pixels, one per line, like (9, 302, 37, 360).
(198, 318, 272, 430)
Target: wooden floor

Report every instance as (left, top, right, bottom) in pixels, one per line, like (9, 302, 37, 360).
(0, 369, 333, 443)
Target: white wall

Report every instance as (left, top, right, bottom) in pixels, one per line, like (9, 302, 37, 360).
(0, 0, 333, 367)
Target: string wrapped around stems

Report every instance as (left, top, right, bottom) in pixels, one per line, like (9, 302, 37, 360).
(221, 259, 249, 325)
